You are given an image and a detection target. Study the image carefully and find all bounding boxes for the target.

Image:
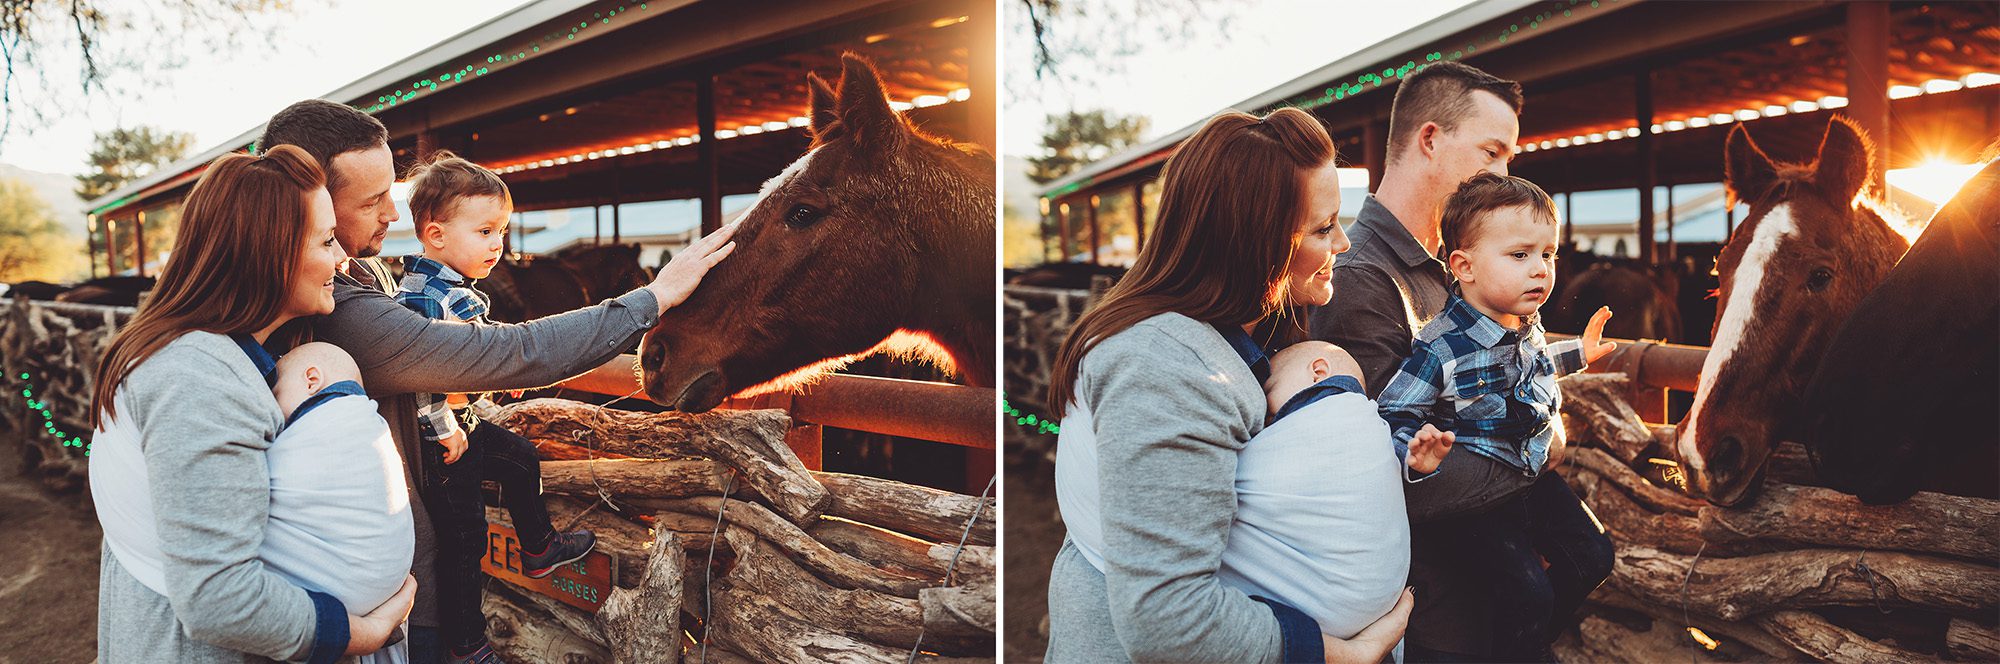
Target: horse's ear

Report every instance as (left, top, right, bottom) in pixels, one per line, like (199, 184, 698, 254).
(807, 71, 839, 139)
(1813, 116, 1875, 205)
(1724, 124, 1777, 207)
(837, 52, 901, 146)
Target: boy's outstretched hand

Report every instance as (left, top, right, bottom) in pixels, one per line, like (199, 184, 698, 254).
(1408, 423, 1455, 474)
(1581, 306, 1618, 365)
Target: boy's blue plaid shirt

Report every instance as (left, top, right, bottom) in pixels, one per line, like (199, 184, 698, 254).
(394, 255, 492, 442)
(1376, 291, 1586, 477)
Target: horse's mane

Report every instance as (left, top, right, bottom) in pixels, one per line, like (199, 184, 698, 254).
(809, 110, 992, 166)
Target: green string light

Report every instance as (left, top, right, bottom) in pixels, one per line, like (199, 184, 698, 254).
(12, 370, 92, 456)
(1285, 0, 1619, 111)
(359, 1, 657, 114)
(1001, 393, 1061, 436)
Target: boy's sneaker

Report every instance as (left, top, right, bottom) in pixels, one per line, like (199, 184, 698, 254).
(446, 640, 503, 664)
(521, 529, 596, 579)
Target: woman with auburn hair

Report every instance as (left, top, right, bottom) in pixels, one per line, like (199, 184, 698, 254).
(1044, 108, 1412, 663)
(87, 145, 413, 664)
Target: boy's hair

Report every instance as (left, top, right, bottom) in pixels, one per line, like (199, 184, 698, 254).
(404, 150, 511, 232)
(257, 99, 389, 193)
(1386, 61, 1522, 166)
(1441, 172, 1559, 253)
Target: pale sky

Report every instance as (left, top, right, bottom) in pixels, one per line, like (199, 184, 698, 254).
(2, 0, 524, 176)
(1003, 0, 1478, 158)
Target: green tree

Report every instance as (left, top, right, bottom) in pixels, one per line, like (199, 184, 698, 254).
(0, 1, 292, 151)
(0, 177, 78, 281)
(1027, 109, 1148, 185)
(74, 126, 195, 202)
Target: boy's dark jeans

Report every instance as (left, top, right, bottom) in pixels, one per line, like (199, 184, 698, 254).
(1409, 471, 1614, 662)
(420, 418, 557, 653)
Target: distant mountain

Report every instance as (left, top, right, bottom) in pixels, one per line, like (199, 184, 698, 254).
(0, 163, 88, 235)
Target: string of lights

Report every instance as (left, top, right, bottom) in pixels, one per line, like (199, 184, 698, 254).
(14, 372, 92, 456)
(1003, 394, 1061, 436)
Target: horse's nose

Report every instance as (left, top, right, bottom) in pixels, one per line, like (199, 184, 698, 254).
(1708, 435, 1745, 482)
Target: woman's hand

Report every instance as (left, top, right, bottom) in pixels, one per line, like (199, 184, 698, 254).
(1322, 587, 1414, 664)
(344, 575, 417, 656)
(647, 221, 740, 314)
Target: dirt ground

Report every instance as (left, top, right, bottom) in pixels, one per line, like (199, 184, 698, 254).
(1001, 435, 1060, 664)
(0, 432, 101, 663)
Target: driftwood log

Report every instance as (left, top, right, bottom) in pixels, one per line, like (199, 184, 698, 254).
(1556, 377, 2000, 662)
(469, 398, 994, 662)
(489, 399, 830, 523)
(812, 471, 996, 546)
(1610, 545, 1999, 622)
(1756, 610, 1929, 664)
(599, 527, 687, 664)
(1556, 372, 1655, 462)
(1946, 618, 2000, 662)
(1697, 484, 2000, 562)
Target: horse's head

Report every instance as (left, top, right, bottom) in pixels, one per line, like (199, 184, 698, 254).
(639, 53, 993, 412)
(1677, 118, 1910, 505)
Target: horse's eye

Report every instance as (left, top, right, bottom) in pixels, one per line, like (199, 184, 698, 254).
(785, 204, 824, 228)
(1807, 267, 1833, 292)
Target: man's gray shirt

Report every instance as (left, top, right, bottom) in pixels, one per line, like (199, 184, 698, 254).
(1308, 195, 1452, 398)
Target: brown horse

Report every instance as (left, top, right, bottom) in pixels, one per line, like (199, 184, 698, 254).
(1676, 117, 1912, 506)
(1798, 158, 1999, 504)
(480, 255, 592, 323)
(555, 243, 653, 303)
(638, 53, 995, 412)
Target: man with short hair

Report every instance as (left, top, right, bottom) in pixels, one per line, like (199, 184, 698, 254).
(259, 98, 735, 663)
(1308, 61, 1526, 662)
(1311, 61, 1522, 398)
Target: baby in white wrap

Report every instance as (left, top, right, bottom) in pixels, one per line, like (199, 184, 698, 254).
(268, 342, 414, 662)
(1215, 341, 1451, 662)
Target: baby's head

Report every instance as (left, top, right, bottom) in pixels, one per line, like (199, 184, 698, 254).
(1441, 172, 1562, 327)
(405, 150, 512, 280)
(1262, 341, 1365, 416)
(273, 342, 364, 418)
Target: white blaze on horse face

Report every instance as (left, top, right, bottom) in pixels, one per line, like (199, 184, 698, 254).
(737, 148, 819, 225)
(1680, 204, 1798, 474)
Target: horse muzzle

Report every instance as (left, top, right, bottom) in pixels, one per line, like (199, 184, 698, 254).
(649, 369, 728, 413)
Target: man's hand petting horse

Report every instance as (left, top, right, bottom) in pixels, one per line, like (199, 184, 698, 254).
(646, 221, 740, 313)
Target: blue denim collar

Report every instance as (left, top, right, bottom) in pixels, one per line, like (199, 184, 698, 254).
(1211, 323, 1272, 383)
(1270, 374, 1366, 423)
(282, 379, 365, 429)
(229, 333, 278, 387)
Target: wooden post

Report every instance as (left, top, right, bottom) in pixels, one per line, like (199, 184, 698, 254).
(134, 210, 148, 278)
(594, 205, 602, 246)
(1364, 116, 1387, 194)
(1663, 184, 1675, 262)
(1846, 1, 1891, 191)
(1057, 202, 1073, 261)
(105, 218, 121, 274)
(85, 214, 99, 279)
(1131, 182, 1147, 254)
(698, 73, 721, 235)
(1563, 191, 1576, 246)
(1635, 68, 1657, 266)
(1086, 195, 1100, 264)
(612, 158, 623, 245)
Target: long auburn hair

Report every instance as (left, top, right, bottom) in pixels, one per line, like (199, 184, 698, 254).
(1047, 108, 1337, 418)
(90, 145, 327, 429)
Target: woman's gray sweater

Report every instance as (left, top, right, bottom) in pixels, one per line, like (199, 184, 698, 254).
(1046, 312, 1302, 663)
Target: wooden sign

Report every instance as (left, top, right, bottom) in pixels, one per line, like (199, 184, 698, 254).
(482, 522, 617, 613)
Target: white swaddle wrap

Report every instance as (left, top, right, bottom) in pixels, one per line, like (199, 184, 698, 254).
(265, 393, 413, 664)
(93, 388, 412, 662)
(1216, 391, 1410, 659)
